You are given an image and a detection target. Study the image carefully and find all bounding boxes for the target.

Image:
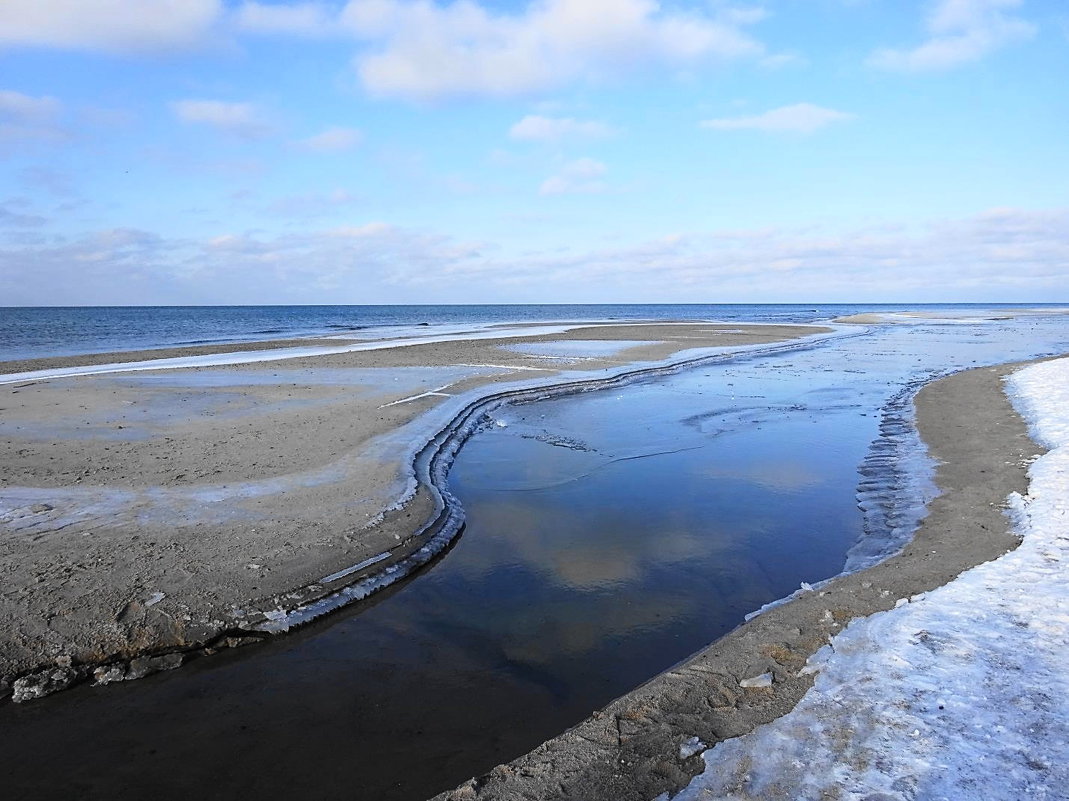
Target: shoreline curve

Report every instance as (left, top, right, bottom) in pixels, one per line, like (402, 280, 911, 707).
(431, 355, 1055, 801)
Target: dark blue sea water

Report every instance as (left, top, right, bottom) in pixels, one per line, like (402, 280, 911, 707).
(2, 303, 1063, 362)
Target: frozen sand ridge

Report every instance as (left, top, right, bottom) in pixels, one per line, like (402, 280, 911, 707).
(670, 358, 1069, 801)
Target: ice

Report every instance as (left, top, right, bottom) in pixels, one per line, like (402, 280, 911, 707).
(320, 551, 391, 584)
(11, 666, 78, 703)
(144, 591, 165, 607)
(680, 737, 707, 760)
(378, 385, 456, 408)
(738, 673, 773, 689)
(669, 356, 1069, 801)
(845, 376, 941, 573)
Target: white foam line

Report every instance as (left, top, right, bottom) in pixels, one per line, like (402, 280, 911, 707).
(319, 551, 391, 584)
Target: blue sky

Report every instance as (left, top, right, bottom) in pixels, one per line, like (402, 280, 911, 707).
(1, 0, 1066, 304)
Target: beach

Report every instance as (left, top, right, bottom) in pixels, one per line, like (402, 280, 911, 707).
(3, 310, 1068, 801)
(0, 320, 822, 696)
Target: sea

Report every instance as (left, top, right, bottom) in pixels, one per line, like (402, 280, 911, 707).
(1, 303, 1064, 362)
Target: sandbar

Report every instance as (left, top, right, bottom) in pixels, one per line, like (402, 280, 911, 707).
(0, 321, 824, 698)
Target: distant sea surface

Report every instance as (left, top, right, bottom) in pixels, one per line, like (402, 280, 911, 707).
(1, 303, 1062, 363)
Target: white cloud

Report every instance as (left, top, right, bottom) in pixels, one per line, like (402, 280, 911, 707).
(171, 100, 271, 139)
(0, 1, 774, 98)
(0, 198, 47, 228)
(0, 89, 67, 147)
(186, 222, 486, 296)
(339, 0, 768, 100)
(266, 188, 361, 217)
(18, 166, 76, 197)
(481, 207, 1069, 300)
(759, 51, 805, 69)
(298, 126, 363, 152)
(509, 115, 615, 142)
(868, 0, 1035, 71)
(80, 105, 137, 129)
(700, 103, 854, 134)
(3, 207, 1068, 304)
(540, 157, 607, 195)
(0, 90, 60, 123)
(0, 0, 222, 53)
(234, 2, 340, 37)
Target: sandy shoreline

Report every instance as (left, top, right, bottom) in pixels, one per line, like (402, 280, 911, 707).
(432, 357, 1050, 801)
(0, 321, 824, 699)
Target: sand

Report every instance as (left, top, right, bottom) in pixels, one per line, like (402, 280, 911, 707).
(0, 322, 822, 697)
(432, 358, 1049, 801)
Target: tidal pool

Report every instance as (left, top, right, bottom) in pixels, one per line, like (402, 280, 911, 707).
(2, 317, 1068, 801)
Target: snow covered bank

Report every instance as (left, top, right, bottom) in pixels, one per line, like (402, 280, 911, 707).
(668, 357, 1069, 801)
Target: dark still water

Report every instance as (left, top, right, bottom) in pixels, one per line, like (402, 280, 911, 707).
(3, 317, 1069, 801)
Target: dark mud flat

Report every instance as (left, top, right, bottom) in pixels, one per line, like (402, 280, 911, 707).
(3, 317, 1069, 801)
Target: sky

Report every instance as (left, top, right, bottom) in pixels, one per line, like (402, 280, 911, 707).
(0, 0, 1067, 305)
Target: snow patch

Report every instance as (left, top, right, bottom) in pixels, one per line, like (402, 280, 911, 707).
(680, 736, 707, 760)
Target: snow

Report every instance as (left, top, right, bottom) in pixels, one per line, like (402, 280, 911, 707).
(680, 737, 707, 760)
(668, 356, 1069, 801)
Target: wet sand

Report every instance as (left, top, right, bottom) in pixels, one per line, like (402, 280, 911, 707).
(0, 322, 822, 699)
(433, 357, 1050, 801)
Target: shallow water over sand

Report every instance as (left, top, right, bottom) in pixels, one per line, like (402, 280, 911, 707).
(2, 318, 1069, 801)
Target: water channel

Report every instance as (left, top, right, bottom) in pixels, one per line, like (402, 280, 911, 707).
(2, 316, 1068, 801)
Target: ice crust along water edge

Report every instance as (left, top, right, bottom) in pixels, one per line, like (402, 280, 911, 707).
(743, 373, 942, 624)
(667, 356, 1069, 801)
